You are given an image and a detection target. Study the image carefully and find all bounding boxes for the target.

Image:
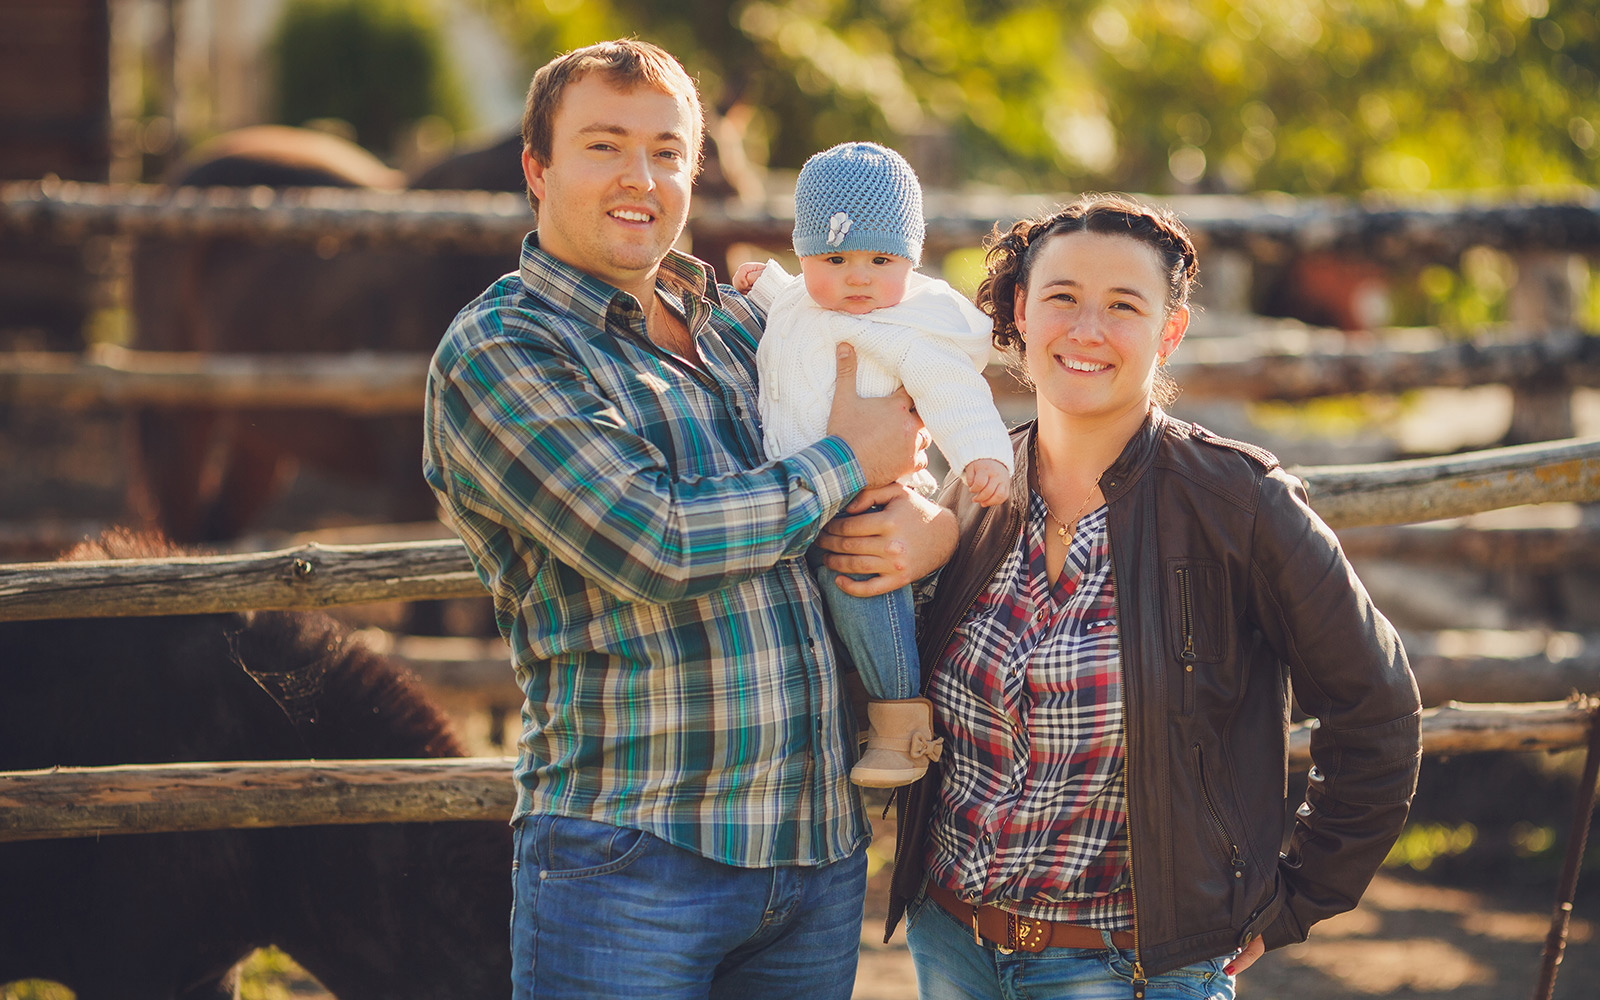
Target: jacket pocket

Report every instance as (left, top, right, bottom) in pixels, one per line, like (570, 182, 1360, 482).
(1194, 742, 1248, 912)
(1166, 558, 1226, 714)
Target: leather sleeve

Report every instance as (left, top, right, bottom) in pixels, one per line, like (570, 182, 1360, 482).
(1245, 468, 1423, 949)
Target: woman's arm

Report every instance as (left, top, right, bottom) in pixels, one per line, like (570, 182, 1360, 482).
(1248, 469, 1423, 950)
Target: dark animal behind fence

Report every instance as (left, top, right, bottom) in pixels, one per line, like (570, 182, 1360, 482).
(0, 531, 512, 1000)
(128, 126, 530, 543)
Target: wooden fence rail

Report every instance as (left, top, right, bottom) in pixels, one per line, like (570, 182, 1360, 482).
(1338, 523, 1600, 572)
(5, 180, 1600, 264)
(0, 539, 483, 621)
(0, 700, 1588, 843)
(0, 346, 425, 413)
(1, 436, 1597, 623)
(376, 628, 1600, 710)
(1296, 436, 1600, 528)
(4, 333, 1599, 412)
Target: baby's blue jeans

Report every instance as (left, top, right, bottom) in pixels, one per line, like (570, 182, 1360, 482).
(809, 549, 918, 700)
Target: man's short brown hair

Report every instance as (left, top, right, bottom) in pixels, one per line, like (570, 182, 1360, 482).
(520, 39, 705, 211)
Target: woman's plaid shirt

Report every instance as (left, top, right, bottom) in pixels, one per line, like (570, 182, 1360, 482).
(926, 498, 1134, 929)
(423, 235, 869, 868)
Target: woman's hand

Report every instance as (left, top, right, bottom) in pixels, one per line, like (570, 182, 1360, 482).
(816, 484, 956, 595)
(1224, 936, 1265, 977)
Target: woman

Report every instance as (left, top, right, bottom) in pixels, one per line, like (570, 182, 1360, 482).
(873, 195, 1422, 999)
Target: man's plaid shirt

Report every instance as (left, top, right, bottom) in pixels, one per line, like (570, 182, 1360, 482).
(926, 499, 1133, 929)
(423, 234, 869, 868)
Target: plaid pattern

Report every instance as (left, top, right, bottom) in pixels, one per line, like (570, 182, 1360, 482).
(925, 496, 1133, 929)
(423, 234, 869, 868)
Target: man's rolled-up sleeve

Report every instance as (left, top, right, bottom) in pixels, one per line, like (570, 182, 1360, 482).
(427, 330, 865, 606)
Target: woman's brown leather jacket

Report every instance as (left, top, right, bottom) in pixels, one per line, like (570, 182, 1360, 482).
(886, 410, 1423, 977)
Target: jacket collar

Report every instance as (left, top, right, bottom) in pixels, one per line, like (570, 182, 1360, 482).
(1099, 406, 1168, 503)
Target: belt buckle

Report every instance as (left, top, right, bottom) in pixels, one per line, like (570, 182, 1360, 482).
(970, 906, 1016, 955)
(1013, 914, 1047, 952)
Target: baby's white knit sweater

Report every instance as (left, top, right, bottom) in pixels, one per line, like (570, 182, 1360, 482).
(748, 261, 1013, 483)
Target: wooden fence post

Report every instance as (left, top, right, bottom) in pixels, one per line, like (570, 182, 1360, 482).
(1532, 705, 1600, 1000)
(1506, 251, 1584, 444)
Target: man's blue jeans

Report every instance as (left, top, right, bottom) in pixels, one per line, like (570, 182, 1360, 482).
(510, 813, 868, 999)
(904, 886, 1237, 1000)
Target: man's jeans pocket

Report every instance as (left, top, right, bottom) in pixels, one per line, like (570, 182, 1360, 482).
(535, 815, 652, 880)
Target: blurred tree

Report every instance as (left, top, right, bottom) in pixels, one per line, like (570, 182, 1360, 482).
(271, 0, 466, 159)
(481, 0, 1598, 195)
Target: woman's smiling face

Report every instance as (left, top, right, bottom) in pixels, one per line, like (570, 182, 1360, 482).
(1016, 230, 1188, 427)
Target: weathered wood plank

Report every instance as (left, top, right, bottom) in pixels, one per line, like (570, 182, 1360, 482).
(3, 701, 1586, 842)
(5, 180, 1600, 264)
(1400, 631, 1600, 707)
(1339, 524, 1600, 571)
(0, 757, 516, 842)
(1172, 330, 1600, 401)
(0, 179, 532, 252)
(0, 346, 429, 412)
(4, 334, 1598, 411)
(0, 540, 486, 621)
(1288, 700, 1594, 761)
(1296, 436, 1600, 529)
(374, 626, 1600, 709)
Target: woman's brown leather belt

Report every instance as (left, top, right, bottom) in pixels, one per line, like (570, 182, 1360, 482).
(924, 879, 1136, 954)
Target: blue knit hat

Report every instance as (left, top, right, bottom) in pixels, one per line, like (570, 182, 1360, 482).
(792, 142, 925, 265)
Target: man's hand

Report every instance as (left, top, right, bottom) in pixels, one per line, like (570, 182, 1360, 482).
(826, 344, 926, 489)
(816, 484, 956, 595)
(732, 261, 766, 293)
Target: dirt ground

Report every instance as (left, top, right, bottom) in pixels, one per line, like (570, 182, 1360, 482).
(855, 858, 1598, 1000)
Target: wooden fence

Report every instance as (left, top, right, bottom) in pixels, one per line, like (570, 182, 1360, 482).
(4, 700, 1590, 844)
(5, 179, 1600, 262)
(3, 183, 1600, 846)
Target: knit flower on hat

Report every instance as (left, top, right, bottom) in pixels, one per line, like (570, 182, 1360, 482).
(826, 211, 852, 247)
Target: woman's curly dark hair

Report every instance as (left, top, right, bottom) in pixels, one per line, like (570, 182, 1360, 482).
(975, 193, 1199, 355)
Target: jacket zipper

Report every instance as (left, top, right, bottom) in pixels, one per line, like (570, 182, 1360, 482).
(1114, 569, 1147, 991)
(1176, 566, 1197, 714)
(1194, 743, 1246, 874)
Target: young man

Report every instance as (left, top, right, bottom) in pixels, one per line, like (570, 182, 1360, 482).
(422, 40, 952, 999)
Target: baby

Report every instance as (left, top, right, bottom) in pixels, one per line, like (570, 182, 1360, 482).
(733, 141, 1012, 788)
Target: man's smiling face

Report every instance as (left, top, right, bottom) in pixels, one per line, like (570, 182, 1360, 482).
(522, 72, 695, 299)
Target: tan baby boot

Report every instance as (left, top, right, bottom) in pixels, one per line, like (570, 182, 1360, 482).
(850, 698, 944, 788)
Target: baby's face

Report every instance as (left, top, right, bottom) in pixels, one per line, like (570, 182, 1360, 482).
(799, 251, 914, 315)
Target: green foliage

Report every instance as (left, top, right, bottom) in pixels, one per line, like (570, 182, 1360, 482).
(238, 946, 326, 1000)
(271, 0, 466, 158)
(482, 0, 1599, 194)
(0, 983, 73, 1000)
(1385, 821, 1478, 871)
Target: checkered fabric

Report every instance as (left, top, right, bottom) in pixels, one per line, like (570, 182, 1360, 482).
(423, 233, 870, 868)
(925, 497, 1133, 929)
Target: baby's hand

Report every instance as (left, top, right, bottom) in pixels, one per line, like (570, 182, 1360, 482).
(963, 458, 1011, 507)
(732, 261, 767, 293)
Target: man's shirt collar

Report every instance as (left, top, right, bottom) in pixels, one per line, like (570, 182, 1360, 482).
(516, 231, 722, 334)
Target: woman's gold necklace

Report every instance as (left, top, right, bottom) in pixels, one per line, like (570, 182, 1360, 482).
(1038, 476, 1102, 543)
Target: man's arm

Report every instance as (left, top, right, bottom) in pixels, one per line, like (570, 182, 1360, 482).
(428, 332, 922, 606)
(813, 484, 957, 596)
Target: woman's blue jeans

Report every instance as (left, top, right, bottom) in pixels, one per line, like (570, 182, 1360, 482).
(510, 814, 867, 999)
(904, 886, 1237, 1000)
